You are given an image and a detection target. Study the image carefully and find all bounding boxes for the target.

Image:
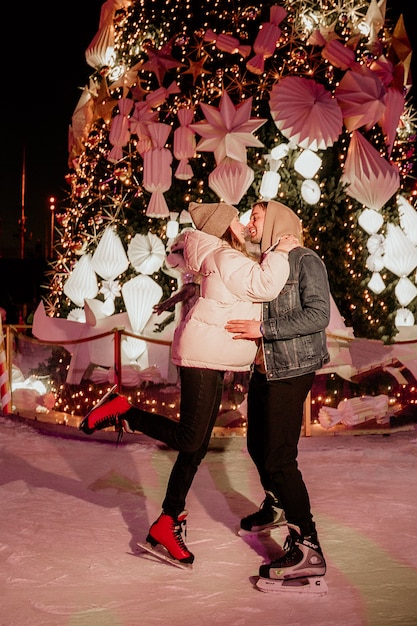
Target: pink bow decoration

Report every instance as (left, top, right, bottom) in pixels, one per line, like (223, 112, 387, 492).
(143, 123, 173, 218)
(146, 82, 181, 109)
(321, 40, 356, 71)
(203, 29, 251, 58)
(107, 97, 134, 163)
(130, 101, 158, 156)
(174, 108, 196, 180)
(247, 5, 287, 75)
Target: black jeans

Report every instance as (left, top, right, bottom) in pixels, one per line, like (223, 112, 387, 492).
(127, 366, 224, 518)
(247, 368, 316, 537)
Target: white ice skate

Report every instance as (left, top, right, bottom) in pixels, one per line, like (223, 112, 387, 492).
(256, 530, 327, 595)
(256, 575, 328, 595)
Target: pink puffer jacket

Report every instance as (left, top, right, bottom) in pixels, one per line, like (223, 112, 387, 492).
(171, 230, 289, 371)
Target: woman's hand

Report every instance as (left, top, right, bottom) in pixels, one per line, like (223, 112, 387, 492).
(275, 234, 299, 253)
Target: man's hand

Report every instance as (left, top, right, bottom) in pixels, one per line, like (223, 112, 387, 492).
(224, 319, 261, 340)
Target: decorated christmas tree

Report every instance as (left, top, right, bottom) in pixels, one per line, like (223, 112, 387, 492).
(32, 0, 416, 405)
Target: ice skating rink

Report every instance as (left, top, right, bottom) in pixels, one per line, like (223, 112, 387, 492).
(1, 415, 416, 626)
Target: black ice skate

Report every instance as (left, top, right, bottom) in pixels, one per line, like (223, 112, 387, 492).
(256, 528, 327, 595)
(238, 491, 286, 536)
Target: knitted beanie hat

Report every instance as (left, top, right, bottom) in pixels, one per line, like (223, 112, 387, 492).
(188, 202, 238, 238)
(260, 200, 303, 253)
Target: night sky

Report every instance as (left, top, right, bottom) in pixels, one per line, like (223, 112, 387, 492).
(1, 0, 415, 259)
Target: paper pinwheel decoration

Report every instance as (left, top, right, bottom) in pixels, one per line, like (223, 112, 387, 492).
(335, 66, 387, 132)
(127, 232, 166, 275)
(269, 76, 343, 150)
(341, 130, 400, 210)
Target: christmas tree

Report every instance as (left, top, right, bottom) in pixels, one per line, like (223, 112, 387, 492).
(33, 0, 416, 401)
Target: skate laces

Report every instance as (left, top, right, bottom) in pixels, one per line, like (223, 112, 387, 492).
(116, 421, 124, 446)
(173, 517, 188, 551)
(269, 534, 302, 568)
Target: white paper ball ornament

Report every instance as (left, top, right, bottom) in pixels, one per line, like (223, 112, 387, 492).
(294, 149, 322, 178)
(301, 179, 321, 204)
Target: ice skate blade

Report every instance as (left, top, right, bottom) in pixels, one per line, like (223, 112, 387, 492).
(237, 523, 285, 537)
(136, 542, 193, 570)
(256, 576, 328, 595)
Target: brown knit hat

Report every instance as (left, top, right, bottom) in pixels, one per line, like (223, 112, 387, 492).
(260, 200, 303, 253)
(188, 202, 238, 238)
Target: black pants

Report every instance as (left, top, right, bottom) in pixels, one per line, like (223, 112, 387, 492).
(246, 368, 316, 537)
(127, 366, 224, 518)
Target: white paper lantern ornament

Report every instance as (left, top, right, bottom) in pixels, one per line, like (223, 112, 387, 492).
(395, 277, 417, 307)
(395, 307, 415, 327)
(358, 209, 384, 235)
(367, 272, 385, 294)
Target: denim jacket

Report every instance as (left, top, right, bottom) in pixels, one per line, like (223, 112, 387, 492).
(259, 246, 330, 380)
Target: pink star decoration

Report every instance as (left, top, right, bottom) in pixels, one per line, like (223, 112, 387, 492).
(140, 37, 186, 86)
(190, 91, 266, 164)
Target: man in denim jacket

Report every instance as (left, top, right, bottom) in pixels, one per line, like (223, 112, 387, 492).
(225, 200, 330, 585)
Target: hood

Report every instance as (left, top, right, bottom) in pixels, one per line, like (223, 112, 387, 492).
(261, 201, 303, 253)
(183, 229, 223, 272)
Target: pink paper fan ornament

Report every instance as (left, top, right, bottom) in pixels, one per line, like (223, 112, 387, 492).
(341, 130, 400, 211)
(335, 66, 387, 132)
(269, 76, 343, 150)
